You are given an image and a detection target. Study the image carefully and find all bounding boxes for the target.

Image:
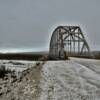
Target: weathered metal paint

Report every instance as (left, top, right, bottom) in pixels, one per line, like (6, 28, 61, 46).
(49, 26, 91, 59)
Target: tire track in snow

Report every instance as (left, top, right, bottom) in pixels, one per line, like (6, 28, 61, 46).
(73, 61, 100, 88)
(38, 60, 100, 100)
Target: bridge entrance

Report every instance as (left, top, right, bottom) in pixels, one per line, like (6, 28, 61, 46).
(49, 26, 91, 59)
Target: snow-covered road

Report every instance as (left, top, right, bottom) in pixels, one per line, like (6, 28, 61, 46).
(38, 58, 100, 100)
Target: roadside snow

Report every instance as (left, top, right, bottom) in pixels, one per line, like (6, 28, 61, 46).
(0, 60, 37, 72)
(0, 61, 43, 100)
(38, 59, 100, 100)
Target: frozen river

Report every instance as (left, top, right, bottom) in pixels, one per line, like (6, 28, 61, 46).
(38, 58, 100, 100)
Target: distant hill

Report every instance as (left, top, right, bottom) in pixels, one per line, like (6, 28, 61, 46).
(92, 51, 100, 54)
(92, 51, 100, 59)
(0, 51, 49, 60)
(0, 51, 49, 55)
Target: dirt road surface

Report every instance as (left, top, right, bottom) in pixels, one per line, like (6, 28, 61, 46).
(38, 58, 100, 100)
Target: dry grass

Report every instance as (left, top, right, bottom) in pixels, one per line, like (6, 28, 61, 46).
(0, 65, 12, 78)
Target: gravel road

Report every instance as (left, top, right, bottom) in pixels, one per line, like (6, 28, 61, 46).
(38, 58, 100, 100)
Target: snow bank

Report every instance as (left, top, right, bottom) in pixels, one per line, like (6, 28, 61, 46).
(0, 60, 36, 72)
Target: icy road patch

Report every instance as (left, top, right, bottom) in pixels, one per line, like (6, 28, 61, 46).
(38, 59, 100, 100)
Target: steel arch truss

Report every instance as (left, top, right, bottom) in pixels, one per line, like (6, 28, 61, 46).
(49, 26, 91, 58)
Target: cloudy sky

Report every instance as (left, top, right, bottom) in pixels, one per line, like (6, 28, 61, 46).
(0, 0, 100, 52)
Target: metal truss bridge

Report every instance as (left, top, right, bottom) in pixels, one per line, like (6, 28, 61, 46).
(49, 26, 91, 59)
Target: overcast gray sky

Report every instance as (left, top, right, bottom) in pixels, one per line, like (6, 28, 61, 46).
(0, 0, 100, 52)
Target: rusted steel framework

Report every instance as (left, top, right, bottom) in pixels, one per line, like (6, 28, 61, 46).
(49, 26, 91, 59)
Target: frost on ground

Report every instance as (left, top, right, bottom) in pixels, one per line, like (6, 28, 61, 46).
(0, 60, 36, 72)
(0, 58, 100, 100)
(0, 60, 43, 100)
(38, 58, 100, 100)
